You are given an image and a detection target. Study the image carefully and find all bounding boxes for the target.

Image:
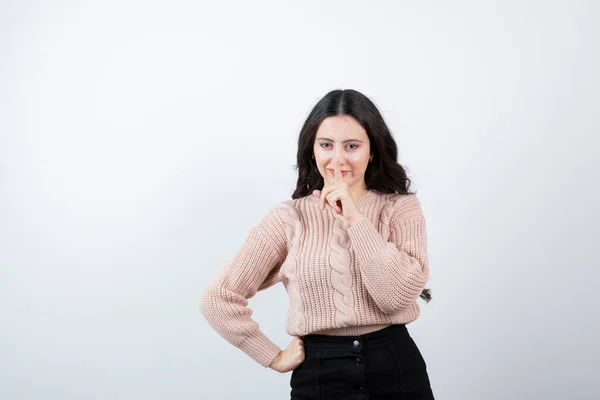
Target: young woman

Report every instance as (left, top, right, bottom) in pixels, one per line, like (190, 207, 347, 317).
(200, 89, 435, 399)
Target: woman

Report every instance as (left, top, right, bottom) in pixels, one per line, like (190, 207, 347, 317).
(200, 89, 435, 399)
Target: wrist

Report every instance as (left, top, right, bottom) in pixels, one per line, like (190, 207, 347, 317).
(348, 213, 366, 226)
(269, 351, 282, 371)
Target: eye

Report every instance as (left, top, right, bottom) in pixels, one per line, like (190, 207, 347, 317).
(347, 144, 359, 150)
(319, 143, 331, 148)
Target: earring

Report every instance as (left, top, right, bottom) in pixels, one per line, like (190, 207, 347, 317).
(312, 154, 315, 159)
(369, 155, 373, 162)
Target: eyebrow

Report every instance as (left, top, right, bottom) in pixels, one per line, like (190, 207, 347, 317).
(316, 137, 364, 143)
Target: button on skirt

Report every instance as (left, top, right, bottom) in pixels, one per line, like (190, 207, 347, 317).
(290, 324, 435, 400)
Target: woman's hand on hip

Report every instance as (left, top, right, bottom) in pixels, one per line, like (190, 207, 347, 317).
(269, 337, 305, 373)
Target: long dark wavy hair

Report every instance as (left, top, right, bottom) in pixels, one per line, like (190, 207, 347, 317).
(291, 89, 431, 303)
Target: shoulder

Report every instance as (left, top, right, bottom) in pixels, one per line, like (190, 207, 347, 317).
(269, 194, 318, 220)
(378, 192, 425, 224)
(254, 197, 307, 231)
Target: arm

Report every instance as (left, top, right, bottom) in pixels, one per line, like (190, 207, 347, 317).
(346, 194, 429, 314)
(199, 209, 287, 367)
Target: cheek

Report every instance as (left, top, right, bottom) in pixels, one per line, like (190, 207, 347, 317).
(314, 149, 326, 164)
(314, 151, 328, 164)
(315, 157, 328, 171)
(348, 153, 370, 167)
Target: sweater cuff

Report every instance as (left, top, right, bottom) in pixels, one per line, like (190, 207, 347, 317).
(238, 331, 282, 368)
(347, 216, 389, 263)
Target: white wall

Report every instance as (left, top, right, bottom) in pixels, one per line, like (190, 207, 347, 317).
(1, 1, 598, 399)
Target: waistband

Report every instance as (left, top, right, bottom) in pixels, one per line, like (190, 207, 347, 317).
(302, 324, 407, 352)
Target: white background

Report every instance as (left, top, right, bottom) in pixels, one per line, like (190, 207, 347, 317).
(1, 1, 599, 399)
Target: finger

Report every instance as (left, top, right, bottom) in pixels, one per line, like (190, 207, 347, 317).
(312, 190, 321, 198)
(337, 190, 345, 213)
(326, 191, 342, 213)
(334, 157, 342, 184)
(320, 187, 331, 210)
(328, 197, 341, 213)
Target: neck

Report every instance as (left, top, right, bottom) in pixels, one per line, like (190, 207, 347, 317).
(349, 185, 369, 198)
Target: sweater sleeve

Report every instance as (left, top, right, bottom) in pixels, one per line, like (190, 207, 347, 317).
(346, 194, 429, 314)
(199, 207, 288, 367)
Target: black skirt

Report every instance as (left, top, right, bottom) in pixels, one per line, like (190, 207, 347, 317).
(290, 324, 435, 400)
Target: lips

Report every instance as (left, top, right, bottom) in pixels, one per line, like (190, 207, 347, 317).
(328, 169, 349, 175)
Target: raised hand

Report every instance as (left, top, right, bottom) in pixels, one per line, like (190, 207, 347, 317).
(313, 157, 364, 223)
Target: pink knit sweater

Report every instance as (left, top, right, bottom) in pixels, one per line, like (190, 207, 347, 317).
(199, 190, 430, 368)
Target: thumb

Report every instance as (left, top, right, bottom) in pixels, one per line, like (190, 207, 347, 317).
(312, 190, 321, 197)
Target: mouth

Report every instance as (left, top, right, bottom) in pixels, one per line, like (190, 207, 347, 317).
(327, 169, 349, 176)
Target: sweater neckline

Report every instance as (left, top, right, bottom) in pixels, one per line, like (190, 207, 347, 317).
(306, 189, 379, 208)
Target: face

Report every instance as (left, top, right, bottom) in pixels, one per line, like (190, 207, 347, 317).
(313, 115, 371, 191)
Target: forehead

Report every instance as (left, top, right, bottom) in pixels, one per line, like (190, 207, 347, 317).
(316, 116, 368, 140)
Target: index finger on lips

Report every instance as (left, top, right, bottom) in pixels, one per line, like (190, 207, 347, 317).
(334, 157, 342, 184)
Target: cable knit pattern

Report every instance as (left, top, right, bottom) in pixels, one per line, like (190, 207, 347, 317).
(200, 190, 430, 367)
(329, 214, 358, 327)
(378, 197, 396, 242)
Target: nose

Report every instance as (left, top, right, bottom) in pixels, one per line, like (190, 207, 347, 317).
(334, 150, 346, 164)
